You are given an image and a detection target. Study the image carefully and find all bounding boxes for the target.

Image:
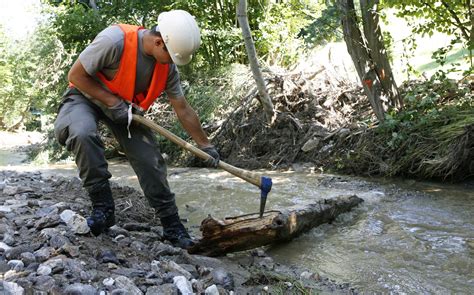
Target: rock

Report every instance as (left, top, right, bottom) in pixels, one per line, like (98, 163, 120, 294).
(63, 283, 98, 295)
(150, 242, 181, 257)
(114, 275, 143, 295)
(301, 138, 320, 152)
(39, 228, 62, 239)
(63, 258, 85, 276)
(0, 260, 10, 273)
(3, 269, 22, 280)
(49, 234, 70, 249)
(212, 268, 234, 290)
(80, 270, 97, 281)
(6, 243, 41, 260)
(300, 271, 317, 280)
(25, 262, 39, 272)
(191, 279, 204, 294)
(3, 185, 19, 195)
(7, 260, 24, 271)
(20, 252, 36, 265)
(36, 206, 59, 217)
(33, 275, 56, 292)
(0, 223, 11, 234)
(60, 210, 89, 234)
(160, 260, 193, 280)
(61, 243, 80, 258)
(37, 264, 52, 276)
(205, 284, 220, 295)
(0, 241, 12, 252)
(130, 240, 147, 252)
(34, 247, 54, 262)
(255, 256, 275, 270)
(35, 214, 61, 230)
(15, 277, 34, 291)
(1, 281, 24, 295)
(103, 277, 115, 287)
(3, 232, 15, 246)
(98, 249, 120, 264)
(146, 284, 178, 295)
(40, 256, 66, 274)
(173, 276, 193, 295)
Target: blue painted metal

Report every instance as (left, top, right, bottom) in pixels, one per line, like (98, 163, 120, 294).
(259, 176, 273, 217)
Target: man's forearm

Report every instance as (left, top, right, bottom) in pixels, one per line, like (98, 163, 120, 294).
(68, 59, 120, 107)
(175, 105, 212, 148)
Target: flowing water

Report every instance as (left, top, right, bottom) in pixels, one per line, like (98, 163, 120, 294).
(1, 147, 473, 293)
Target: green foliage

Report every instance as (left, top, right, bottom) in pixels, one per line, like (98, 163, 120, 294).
(151, 64, 250, 162)
(299, 2, 343, 46)
(254, 0, 321, 66)
(380, 74, 472, 136)
(382, 0, 472, 73)
(0, 18, 75, 131)
(48, 4, 107, 52)
(336, 74, 473, 180)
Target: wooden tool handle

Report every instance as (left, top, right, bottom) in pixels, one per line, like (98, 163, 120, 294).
(132, 115, 263, 188)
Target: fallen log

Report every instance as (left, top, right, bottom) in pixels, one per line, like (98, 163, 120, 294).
(189, 195, 363, 256)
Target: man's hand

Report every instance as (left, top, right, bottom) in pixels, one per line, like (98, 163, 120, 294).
(201, 145, 220, 168)
(108, 100, 129, 125)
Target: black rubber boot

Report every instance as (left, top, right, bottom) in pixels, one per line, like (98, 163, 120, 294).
(87, 181, 115, 236)
(161, 213, 195, 249)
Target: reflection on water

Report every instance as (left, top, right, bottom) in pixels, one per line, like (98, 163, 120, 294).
(1, 148, 473, 293)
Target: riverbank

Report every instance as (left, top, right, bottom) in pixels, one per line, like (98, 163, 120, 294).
(0, 170, 356, 294)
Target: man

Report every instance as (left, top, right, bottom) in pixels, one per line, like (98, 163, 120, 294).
(54, 10, 219, 249)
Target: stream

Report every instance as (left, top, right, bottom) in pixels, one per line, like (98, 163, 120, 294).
(1, 146, 473, 293)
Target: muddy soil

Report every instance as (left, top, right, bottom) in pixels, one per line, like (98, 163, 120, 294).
(0, 170, 356, 294)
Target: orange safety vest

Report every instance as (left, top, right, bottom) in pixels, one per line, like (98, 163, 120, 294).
(71, 24, 169, 111)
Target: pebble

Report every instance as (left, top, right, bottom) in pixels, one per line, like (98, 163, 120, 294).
(7, 259, 24, 271)
(0, 171, 347, 294)
(173, 275, 193, 295)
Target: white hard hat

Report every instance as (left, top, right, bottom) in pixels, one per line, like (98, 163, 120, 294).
(157, 10, 201, 66)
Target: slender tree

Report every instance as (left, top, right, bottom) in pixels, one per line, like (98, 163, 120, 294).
(338, 0, 401, 121)
(237, 0, 276, 124)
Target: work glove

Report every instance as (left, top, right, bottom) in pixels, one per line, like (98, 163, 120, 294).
(201, 145, 220, 168)
(107, 99, 129, 125)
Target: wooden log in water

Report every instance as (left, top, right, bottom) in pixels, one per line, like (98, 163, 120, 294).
(189, 195, 363, 256)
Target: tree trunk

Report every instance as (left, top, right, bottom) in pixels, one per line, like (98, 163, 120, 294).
(189, 195, 363, 256)
(360, 0, 402, 108)
(338, 0, 385, 121)
(237, 0, 276, 124)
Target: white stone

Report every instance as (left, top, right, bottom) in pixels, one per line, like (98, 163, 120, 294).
(2, 281, 24, 295)
(204, 284, 219, 295)
(300, 271, 314, 280)
(114, 275, 143, 295)
(173, 276, 193, 295)
(0, 206, 12, 213)
(103, 277, 115, 287)
(0, 241, 12, 252)
(37, 265, 52, 276)
(60, 210, 89, 234)
(59, 209, 75, 223)
(3, 185, 18, 196)
(162, 260, 192, 280)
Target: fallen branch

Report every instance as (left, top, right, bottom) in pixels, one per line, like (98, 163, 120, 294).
(189, 195, 363, 256)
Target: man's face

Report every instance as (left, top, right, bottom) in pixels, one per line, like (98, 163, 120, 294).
(153, 37, 173, 64)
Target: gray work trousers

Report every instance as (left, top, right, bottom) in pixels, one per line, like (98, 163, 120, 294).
(53, 93, 177, 218)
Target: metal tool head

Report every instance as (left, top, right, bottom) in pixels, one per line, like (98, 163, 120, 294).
(259, 176, 272, 218)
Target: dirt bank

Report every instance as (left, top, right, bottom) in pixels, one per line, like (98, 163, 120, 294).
(0, 170, 356, 294)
